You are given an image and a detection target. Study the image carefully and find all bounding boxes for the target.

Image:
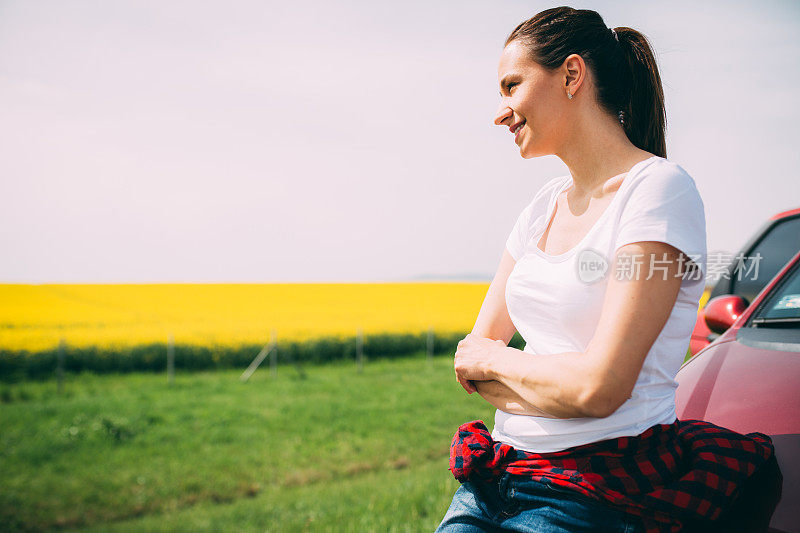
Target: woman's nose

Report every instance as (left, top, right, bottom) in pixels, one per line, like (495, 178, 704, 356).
(494, 104, 513, 127)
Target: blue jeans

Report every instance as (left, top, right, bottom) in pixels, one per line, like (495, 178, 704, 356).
(435, 473, 645, 532)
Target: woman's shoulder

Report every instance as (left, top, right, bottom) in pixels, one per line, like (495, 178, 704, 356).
(523, 174, 571, 209)
(614, 156, 707, 233)
(626, 156, 701, 196)
(510, 174, 569, 235)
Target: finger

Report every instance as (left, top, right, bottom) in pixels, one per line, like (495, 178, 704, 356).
(454, 359, 475, 393)
(456, 374, 476, 394)
(464, 378, 476, 394)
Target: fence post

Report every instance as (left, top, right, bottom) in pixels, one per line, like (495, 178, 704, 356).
(57, 337, 65, 394)
(356, 327, 363, 373)
(427, 326, 434, 363)
(270, 329, 277, 378)
(240, 330, 276, 383)
(167, 333, 175, 385)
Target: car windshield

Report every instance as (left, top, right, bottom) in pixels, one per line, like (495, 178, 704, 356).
(751, 262, 800, 324)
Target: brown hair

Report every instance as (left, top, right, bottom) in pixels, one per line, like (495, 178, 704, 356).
(505, 6, 667, 158)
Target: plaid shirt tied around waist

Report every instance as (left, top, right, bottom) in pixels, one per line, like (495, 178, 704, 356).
(449, 419, 775, 533)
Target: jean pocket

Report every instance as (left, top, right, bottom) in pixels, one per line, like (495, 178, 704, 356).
(538, 478, 604, 506)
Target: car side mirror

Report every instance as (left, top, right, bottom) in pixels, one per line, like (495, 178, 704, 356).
(704, 295, 749, 335)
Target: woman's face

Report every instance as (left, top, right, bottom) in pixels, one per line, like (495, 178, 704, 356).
(494, 40, 570, 159)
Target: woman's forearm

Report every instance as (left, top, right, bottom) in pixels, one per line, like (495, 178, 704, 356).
(485, 346, 597, 419)
(474, 379, 561, 417)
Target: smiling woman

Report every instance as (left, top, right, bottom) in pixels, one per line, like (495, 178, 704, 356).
(435, 6, 778, 533)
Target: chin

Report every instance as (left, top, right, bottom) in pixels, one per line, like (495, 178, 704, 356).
(519, 146, 542, 159)
(519, 138, 554, 159)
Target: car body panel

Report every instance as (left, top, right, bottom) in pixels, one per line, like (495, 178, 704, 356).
(676, 340, 800, 532)
(676, 339, 800, 433)
(676, 250, 800, 532)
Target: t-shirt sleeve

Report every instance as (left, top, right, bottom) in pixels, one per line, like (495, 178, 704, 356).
(614, 168, 707, 278)
(505, 201, 535, 261)
(505, 175, 566, 261)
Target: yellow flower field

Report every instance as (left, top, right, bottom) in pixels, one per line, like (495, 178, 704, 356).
(0, 283, 490, 352)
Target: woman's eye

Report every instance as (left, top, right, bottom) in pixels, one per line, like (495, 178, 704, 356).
(508, 83, 518, 92)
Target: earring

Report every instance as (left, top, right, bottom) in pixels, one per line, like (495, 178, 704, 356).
(567, 92, 573, 100)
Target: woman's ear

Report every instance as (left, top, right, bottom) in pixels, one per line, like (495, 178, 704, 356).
(562, 53, 586, 96)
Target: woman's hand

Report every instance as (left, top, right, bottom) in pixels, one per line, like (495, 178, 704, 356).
(454, 334, 505, 394)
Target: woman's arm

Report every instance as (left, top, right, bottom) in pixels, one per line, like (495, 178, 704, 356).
(467, 247, 518, 344)
(455, 241, 686, 419)
(459, 247, 560, 417)
(473, 379, 560, 417)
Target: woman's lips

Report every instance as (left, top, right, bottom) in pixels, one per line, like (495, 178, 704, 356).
(515, 123, 525, 142)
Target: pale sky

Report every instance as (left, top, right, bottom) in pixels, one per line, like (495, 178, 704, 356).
(1, 0, 798, 283)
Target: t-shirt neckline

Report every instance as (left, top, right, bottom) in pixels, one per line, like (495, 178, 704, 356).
(531, 155, 660, 262)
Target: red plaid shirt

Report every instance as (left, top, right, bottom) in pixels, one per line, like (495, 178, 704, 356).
(449, 419, 775, 533)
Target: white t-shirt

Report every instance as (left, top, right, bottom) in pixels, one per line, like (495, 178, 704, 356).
(493, 155, 707, 453)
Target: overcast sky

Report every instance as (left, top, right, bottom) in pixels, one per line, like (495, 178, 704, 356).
(1, 0, 798, 283)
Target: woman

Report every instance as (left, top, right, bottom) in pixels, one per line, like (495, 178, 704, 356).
(435, 6, 777, 533)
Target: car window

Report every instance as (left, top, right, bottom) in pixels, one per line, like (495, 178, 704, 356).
(731, 216, 800, 304)
(751, 263, 800, 321)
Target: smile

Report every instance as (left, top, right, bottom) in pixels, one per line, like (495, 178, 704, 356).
(514, 121, 526, 141)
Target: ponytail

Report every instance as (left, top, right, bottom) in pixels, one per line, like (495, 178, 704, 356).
(615, 27, 667, 158)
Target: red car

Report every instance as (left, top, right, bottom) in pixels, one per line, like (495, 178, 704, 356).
(689, 207, 800, 356)
(676, 249, 800, 532)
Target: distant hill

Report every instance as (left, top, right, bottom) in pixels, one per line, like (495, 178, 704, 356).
(405, 272, 492, 282)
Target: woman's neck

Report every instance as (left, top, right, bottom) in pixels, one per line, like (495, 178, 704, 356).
(556, 112, 653, 199)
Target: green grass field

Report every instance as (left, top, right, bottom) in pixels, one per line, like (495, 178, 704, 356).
(0, 354, 495, 532)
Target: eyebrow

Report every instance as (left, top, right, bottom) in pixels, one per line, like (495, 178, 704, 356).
(499, 74, 521, 95)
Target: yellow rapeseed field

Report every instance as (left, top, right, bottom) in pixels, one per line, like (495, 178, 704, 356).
(0, 283, 490, 352)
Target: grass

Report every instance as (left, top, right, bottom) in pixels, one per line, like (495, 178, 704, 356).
(79, 455, 457, 532)
(1, 343, 700, 532)
(0, 353, 494, 532)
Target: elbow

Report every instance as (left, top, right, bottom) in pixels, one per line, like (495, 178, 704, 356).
(578, 384, 627, 419)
